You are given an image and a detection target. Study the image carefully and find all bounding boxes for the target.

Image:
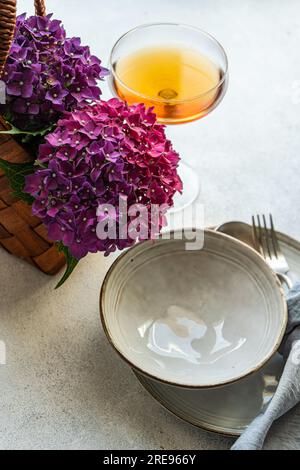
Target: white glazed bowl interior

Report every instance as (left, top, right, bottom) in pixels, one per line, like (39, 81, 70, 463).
(101, 229, 287, 388)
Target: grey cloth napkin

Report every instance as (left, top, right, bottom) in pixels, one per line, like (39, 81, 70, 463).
(231, 282, 300, 450)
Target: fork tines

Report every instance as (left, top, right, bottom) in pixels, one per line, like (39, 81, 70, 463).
(252, 214, 279, 260)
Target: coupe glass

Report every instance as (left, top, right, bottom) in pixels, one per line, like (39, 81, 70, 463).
(109, 23, 228, 211)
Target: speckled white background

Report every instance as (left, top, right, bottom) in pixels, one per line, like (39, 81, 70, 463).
(0, 0, 299, 450)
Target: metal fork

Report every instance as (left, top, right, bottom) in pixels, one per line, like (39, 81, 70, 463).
(252, 214, 293, 289)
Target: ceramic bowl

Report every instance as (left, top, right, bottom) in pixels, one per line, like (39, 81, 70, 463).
(100, 229, 287, 388)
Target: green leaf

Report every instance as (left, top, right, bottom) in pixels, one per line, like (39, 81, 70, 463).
(55, 243, 79, 289)
(0, 121, 54, 137)
(0, 158, 35, 205)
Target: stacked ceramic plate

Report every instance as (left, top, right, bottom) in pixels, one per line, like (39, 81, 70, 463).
(100, 227, 289, 435)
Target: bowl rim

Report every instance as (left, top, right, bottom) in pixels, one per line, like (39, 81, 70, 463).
(99, 228, 288, 389)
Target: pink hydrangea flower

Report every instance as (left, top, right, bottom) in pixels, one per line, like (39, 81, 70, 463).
(25, 99, 182, 258)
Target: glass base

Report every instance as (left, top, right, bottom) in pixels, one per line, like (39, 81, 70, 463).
(170, 162, 200, 213)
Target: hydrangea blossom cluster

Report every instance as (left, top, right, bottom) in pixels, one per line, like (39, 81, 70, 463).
(24, 99, 182, 258)
(1, 14, 108, 131)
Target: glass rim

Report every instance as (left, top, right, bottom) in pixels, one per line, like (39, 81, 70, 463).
(109, 22, 229, 105)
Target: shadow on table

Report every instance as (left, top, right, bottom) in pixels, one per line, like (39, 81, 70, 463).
(71, 326, 236, 450)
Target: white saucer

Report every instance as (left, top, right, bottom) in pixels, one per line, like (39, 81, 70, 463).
(134, 225, 300, 435)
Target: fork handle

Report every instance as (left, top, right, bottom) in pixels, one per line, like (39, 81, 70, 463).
(277, 273, 293, 289)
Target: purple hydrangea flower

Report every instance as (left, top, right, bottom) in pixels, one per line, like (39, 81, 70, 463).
(24, 99, 183, 259)
(1, 13, 108, 131)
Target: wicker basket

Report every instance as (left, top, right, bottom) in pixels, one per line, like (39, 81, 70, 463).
(0, 0, 66, 274)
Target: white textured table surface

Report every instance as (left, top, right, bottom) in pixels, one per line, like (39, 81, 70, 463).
(0, 0, 299, 450)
